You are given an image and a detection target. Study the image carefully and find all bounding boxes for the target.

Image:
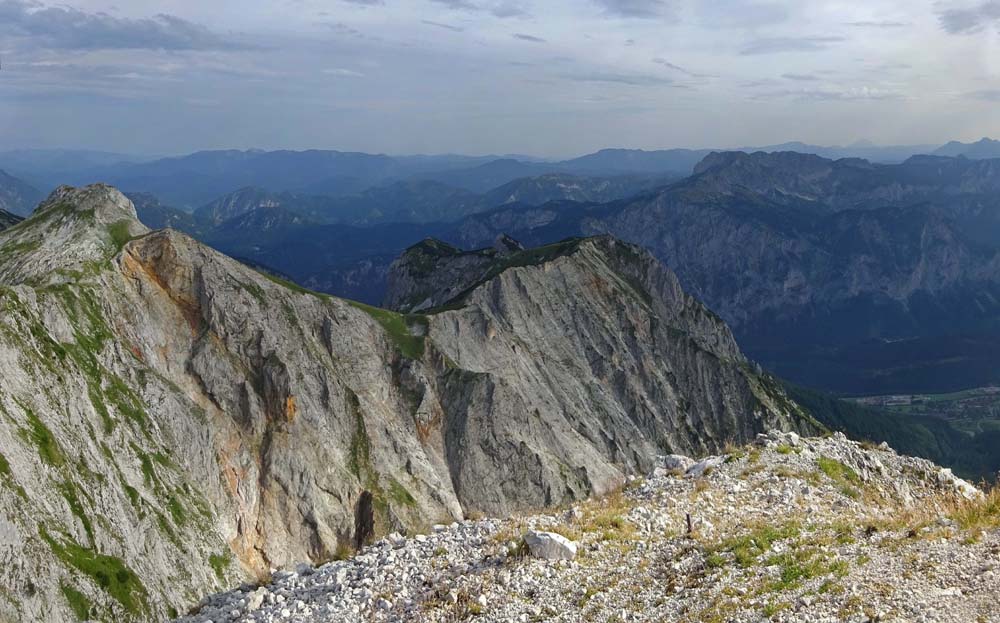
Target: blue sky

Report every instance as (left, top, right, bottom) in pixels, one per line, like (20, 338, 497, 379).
(1, 0, 999, 157)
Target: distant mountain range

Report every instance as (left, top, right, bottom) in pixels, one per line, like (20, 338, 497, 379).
(123, 170, 675, 304)
(6, 139, 994, 211)
(189, 173, 679, 227)
(447, 152, 1000, 395)
(933, 137, 1000, 159)
(57, 150, 694, 208)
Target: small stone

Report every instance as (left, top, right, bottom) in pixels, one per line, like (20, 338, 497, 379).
(246, 588, 267, 611)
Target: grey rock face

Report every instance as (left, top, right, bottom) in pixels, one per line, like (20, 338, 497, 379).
(195, 186, 285, 225)
(388, 235, 818, 515)
(0, 185, 816, 622)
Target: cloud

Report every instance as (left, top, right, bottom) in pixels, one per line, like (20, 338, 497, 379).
(422, 19, 464, 31)
(323, 68, 365, 77)
(327, 22, 367, 39)
(562, 72, 673, 86)
(490, 2, 529, 17)
(938, 1, 1000, 33)
(651, 58, 714, 78)
(740, 36, 846, 55)
(782, 73, 820, 81)
(429, 0, 479, 9)
(751, 86, 904, 101)
(428, 0, 528, 17)
(697, 1, 788, 28)
(513, 33, 546, 43)
(592, 0, 671, 19)
(846, 20, 907, 28)
(969, 89, 1000, 100)
(0, 0, 251, 51)
(341, 0, 384, 5)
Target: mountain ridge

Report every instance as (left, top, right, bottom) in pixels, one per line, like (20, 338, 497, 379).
(178, 430, 994, 623)
(0, 184, 813, 622)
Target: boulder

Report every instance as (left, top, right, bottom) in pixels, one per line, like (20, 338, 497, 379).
(685, 456, 725, 478)
(661, 454, 695, 472)
(524, 531, 578, 561)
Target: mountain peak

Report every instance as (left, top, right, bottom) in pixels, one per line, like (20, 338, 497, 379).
(36, 183, 140, 224)
(492, 233, 524, 255)
(0, 183, 148, 285)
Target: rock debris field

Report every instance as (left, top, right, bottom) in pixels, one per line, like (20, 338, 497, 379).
(179, 432, 1000, 623)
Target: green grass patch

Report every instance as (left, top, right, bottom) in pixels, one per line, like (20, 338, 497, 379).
(107, 221, 138, 253)
(346, 391, 370, 479)
(236, 279, 267, 304)
(764, 549, 844, 591)
(40, 526, 147, 616)
(104, 376, 149, 433)
(705, 552, 727, 568)
(388, 478, 417, 508)
(60, 582, 93, 621)
(817, 457, 860, 484)
(166, 495, 186, 527)
(763, 601, 790, 617)
(261, 272, 316, 296)
(58, 480, 96, 546)
(347, 301, 426, 360)
(710, 522, 800, 567)
(123, 483, 141, 510)
(23, 408, 65, 467)
(209, 551, 232, 582)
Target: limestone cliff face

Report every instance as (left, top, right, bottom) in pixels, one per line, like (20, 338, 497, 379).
(0, 185, 817, 623)
(417, 236, 818, 516)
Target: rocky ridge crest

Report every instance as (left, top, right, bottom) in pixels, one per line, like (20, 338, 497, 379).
(178, 431, 995, 623)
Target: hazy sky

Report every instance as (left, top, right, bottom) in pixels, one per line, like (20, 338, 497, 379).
(1, 0, 999, 157)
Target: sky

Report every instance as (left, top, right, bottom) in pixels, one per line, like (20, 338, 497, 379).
(0, 0, 999, 157)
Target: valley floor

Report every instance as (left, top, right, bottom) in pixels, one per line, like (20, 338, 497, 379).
(179, 432, 998, 623)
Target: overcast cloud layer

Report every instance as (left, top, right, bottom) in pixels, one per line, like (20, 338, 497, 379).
(0, 0, 998, 156)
